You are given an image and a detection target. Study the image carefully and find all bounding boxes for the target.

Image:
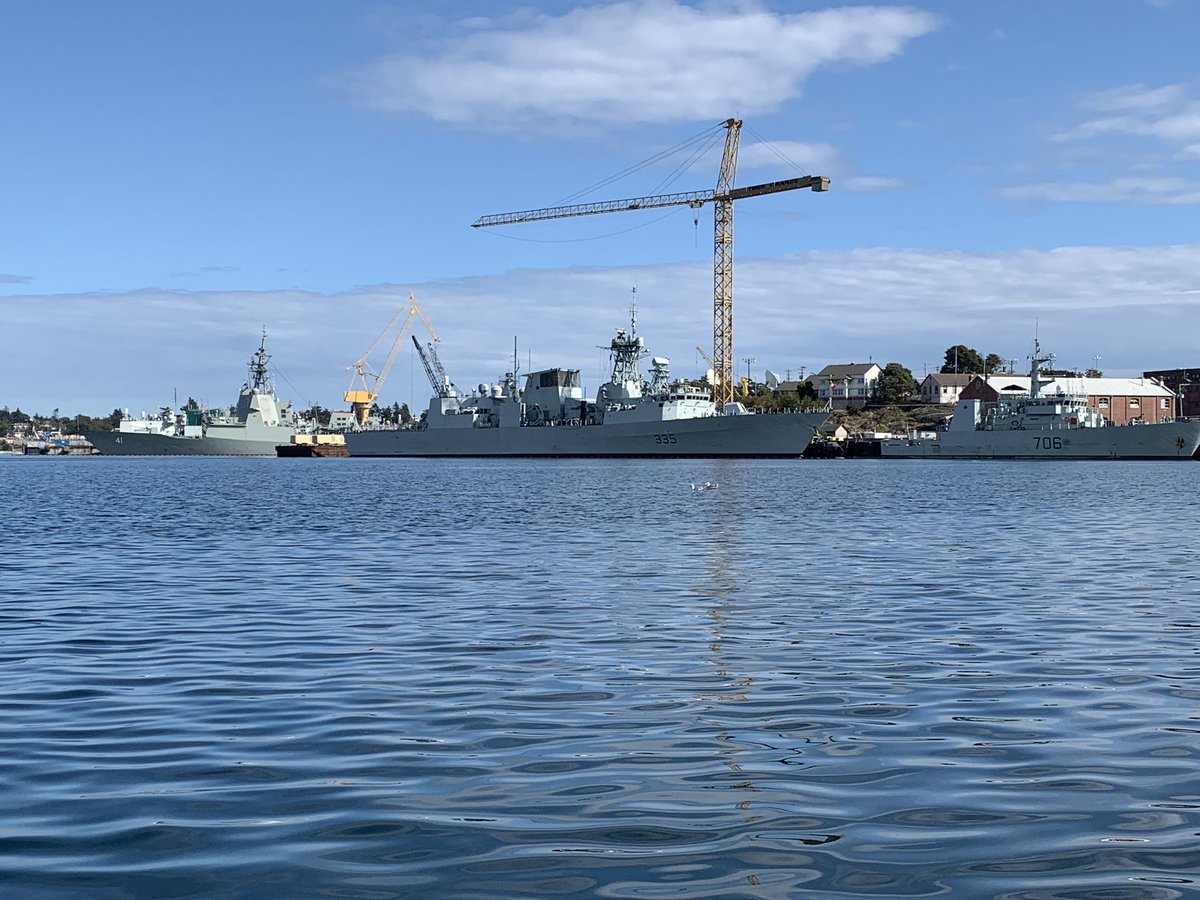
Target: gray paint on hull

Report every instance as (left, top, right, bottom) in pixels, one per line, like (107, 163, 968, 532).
(84, 431, 281, 457)
(345, 412, 828, 458)
(882, 419, 1200, 460)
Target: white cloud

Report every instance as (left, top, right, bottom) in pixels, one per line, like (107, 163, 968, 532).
(6, 243, 1200, 413)
(733, 136, 905, 191)
(1080, 83, 1186, 114)
(338, 2, 939, 127)
(1055, 83, 1200, 154)
(737, 141, 840, 174)
(840, 175, 908, 192)
(999, 176, 1200, 205)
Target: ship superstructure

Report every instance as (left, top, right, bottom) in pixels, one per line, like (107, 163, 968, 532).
(346, 296, 827, 458)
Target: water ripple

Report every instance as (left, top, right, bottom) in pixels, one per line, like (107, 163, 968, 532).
(2, 457, 1199, 897)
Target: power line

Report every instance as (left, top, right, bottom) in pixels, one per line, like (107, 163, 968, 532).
(554, 121, 727, 206)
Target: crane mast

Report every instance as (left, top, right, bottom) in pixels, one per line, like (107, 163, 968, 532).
(472, 119, 829, 405)
(713, 119, 740, 402)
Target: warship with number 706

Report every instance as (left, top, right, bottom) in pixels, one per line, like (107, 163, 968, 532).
(344, 298, 829, 459)
(880, 338, 1200, 460)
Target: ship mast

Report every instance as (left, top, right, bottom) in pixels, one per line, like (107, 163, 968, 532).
(1028, 336, 1054, 400)
(248, 328, 271, 392)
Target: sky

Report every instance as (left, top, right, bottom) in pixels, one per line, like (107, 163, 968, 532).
(4, 0, 1200, 415)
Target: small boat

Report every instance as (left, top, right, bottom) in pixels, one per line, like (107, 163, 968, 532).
(277, 433, 349, 458)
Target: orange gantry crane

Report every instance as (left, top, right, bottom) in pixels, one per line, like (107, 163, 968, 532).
(344, 292, 438, 426)
(471, 118, 829, 406)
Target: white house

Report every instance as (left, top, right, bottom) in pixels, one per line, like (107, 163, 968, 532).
(918, 372, 975, 405)
(813, 363, 882, 409)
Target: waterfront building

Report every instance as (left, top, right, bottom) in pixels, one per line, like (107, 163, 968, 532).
(918, 372, 975, 405)
(959, 375, 1177, 426)
(813, 363, 883, 409)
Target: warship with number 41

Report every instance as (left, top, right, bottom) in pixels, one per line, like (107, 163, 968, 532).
(345, 299, 829, 458)
(881, 338, 1200, 460)
(85, 333, 305, 456)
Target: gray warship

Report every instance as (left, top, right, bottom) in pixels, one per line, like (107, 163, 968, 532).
(85, 333, 304, 456)
(882, 338, 1200, 460)
(345, 303, 829, 458)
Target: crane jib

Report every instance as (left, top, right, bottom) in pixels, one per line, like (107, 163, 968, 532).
(472, 176, 830, 228)
(471, 189, 716, 228)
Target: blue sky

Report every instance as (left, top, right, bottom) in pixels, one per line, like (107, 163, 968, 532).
(4, 0, 1200, 414)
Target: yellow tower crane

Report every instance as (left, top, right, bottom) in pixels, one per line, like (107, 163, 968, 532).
(472, 118, 828, 406)
(344, 292, 438, 426)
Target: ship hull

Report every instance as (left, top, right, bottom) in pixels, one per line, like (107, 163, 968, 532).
(881, 419, 1200, 460)
(84, 431, 286, 457)
(345, 411, 828, 458)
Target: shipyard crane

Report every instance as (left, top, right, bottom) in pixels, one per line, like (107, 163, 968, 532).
(472, 118, 829, 406)
(411, 335, 457, 398)
(344, 292, 438, 426)
(695, 345, 716, 385)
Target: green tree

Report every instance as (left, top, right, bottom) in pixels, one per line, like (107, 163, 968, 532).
(774, 391, 800, 411)
(984, 353, 1005, 373)
(873, 363, 916, 404)
(941, 345, 985, 374)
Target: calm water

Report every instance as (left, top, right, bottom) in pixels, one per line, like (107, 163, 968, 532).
(2, 456, 1199, 898)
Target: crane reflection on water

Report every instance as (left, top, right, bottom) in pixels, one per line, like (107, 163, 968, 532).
(686, 469, 843, 890)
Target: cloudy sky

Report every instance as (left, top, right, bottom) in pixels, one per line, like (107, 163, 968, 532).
(4, 0, 1199, 415)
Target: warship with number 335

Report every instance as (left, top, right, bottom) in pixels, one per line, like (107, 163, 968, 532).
(344, 296, 829, 458)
